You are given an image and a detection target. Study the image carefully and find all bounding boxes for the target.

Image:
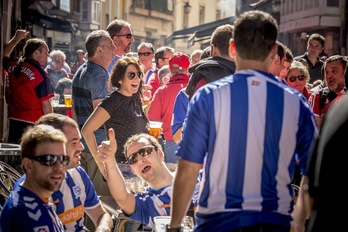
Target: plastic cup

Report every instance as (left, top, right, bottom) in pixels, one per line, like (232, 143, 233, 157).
(149, 121, 163, 139)
(153, 216, 171, 232)
(64, 94, 72, 107)
(51, 94, 60, 107)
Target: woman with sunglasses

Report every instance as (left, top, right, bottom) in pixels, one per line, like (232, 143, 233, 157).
(82, 57, 149, 177)
(285, 61, 311, 99)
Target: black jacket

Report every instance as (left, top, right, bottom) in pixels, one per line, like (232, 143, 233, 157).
(186, 56, 236, 99)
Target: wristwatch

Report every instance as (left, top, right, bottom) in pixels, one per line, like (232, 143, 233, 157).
(166, 224, 182, 232)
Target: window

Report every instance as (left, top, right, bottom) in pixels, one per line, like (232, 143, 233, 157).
(327, 0, 339, 7)
(81, 0, 88, 21)
(199, 6, 205, 25)
(216, 10, 221, 20)
(92, 1, 101, 23)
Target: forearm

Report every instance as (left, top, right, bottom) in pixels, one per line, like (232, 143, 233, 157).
(291, 176, 310, 232)
(95, 211, 113, 232)
(82, 131, 105, 173)
(170, 159, 200, 228)
(104, 161, 135, 214)
(42, 100, 53, 114)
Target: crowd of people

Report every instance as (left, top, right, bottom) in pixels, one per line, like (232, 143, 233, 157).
(0, 9, 346, 232)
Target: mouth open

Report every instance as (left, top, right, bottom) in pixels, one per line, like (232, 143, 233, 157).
(142, 165, 151, 174)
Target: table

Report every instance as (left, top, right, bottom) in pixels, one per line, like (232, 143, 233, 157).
(53, 104, 72, 116)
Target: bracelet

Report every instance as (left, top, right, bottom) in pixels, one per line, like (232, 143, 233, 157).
(165, 224, 182, 232)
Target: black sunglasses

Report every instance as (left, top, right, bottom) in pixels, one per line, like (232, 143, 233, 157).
(127, 71, 143, 80)
(116, 33, 133, 39)
(287, 74, 306, 82)
(27, 154, 70, 167)
(138, 52, 153, 57)
(127, 146, 154, 165)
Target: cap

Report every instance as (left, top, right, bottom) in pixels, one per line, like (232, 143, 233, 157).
(169, 52, 190, 71)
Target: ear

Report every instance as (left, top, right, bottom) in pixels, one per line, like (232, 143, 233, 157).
(229, 39, 236, 59)
(22, 158, 32, 172)
(275, 54, 280, 65)
(157, 148, 165, 162)
(270, 44, 278, 61)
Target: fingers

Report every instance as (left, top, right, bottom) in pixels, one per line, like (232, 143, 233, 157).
(108, 128, 116, 145)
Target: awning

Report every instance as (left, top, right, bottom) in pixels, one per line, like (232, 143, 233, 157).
(32, 11, 75, 33)
(165, 16, 236, 47)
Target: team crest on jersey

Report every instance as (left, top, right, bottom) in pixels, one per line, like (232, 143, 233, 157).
(34, 225, 49, 232)
(73, 185, 82, 198)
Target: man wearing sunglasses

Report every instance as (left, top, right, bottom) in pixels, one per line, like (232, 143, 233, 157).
(96, 129, 198, 230)
(137, 42, 155, 84)
(106, 19, 135, 73)
(1, 124, 68, 231)
(12, 113, 114, 231)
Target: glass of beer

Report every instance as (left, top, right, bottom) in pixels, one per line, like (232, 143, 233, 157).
(148, 121, 162, 139)
(64, 94, 72, 107)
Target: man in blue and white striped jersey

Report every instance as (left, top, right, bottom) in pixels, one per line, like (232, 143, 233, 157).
(169, 10, 317, 232)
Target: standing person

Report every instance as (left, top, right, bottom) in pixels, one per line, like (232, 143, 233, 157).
(147, 46, 175, 96)
(5, 38, 54, 144)
(295, 33, 325, 83)
(148, 52, 190, 164)
(279, 46, 294, 82)
(106, 19, 135, 73)
(72, 30, 116, 196)
(306, 95, 348, 232)
(45, 49, 69, 88)
(0, 124, 68, 232)
(137, 42, 156, 84)
(70, 49, 87, 74)
(269, 41, 286, 77)
(186, 24, 235, 100)
(285, 61, 311, 99)
(308, 55, 347, 128)
(82, 57, 148, 174)
(169, 10, 317, 232)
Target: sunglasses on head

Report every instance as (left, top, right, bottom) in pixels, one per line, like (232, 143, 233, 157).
(287, 74, 306, 82)
(27, 154, 70, 167)
(127, 71, 143, 80)
(127, 146, 154, 165)
(116, 33, 133, 39)
(138, 52, 153, 57)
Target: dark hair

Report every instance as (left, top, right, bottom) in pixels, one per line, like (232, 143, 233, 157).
(308, 33, 325, 47)
(85, 30, 111, 57)
(284, 46, 294, 62)
(276, 41, 286, 60)
(105, 19, 131, 39)
(211, 24, 234, 57)
(200, 46, 211, 59)
(54, 77, 72, 103)
(233, 10, 278, 61)
(324, 55, 348, 78)
(110, 57, 144, 105)
(154, 46, 175, 66)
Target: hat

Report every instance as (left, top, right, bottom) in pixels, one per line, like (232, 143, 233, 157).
(169, 52, 190, 71)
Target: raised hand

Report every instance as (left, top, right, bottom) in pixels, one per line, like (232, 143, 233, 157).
(97, 128, 117, 164)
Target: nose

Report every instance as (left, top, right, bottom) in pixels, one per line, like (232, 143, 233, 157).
(78, 141, 85, 151)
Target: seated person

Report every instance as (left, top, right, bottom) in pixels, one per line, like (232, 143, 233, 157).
(54, 77, 73, 117)
(0, 124, 68, 231)
(96, 130, 199, 230)
(14, 113, 113, 231)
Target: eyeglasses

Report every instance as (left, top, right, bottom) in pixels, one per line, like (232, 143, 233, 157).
(116, 34, 133, 39)
(27, 154, 70, 167)
(127, 71, 143, 80)
(287, 74, 306, 82)
(138, 52, 153, 57)
(127, 146, 154, 165)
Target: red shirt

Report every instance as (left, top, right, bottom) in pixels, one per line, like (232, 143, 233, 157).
(148, 74, 189, 141)
(147, 69, 160, 97)
(6, 58, 54, 123)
